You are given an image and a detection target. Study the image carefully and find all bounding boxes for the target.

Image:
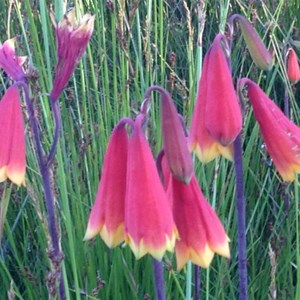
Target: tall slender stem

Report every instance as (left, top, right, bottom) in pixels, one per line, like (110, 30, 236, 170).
(152, 258, 166, 300)
(18, 81, 65, 300)
(47, 98, 61, 167)
(186, 261, 192, 300)
(194, 265, 200, 300)
(233, 133, 248, 300)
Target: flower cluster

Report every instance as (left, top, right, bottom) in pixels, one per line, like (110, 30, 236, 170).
(85, 87, 230, 269)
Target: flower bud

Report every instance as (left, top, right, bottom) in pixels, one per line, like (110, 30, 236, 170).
(229, 14, 273, 71)
(286, 47, 300, 83)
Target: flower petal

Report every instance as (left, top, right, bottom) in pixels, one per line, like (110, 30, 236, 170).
(0, 86, 26, 186)
(84, 120, 129, 247)
(125, 114, 178, 260)
(169, 175, 230, 270)
(243, 78, 300, 181)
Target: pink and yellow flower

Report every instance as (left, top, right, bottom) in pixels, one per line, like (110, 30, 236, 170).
(0, 38, 26, 81)
(286, 47, 300, 83)
(162, 158, 230, 270)
(189, 34, 242, 162)
(241, 78, 300, 181)
(50, 9, 94, 101)
(0, 86, 26, 185)
(84, 119, 130, 247)
(125, 114, 178, 260)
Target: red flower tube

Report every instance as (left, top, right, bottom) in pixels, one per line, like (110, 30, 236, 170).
(166, 170, 230, 270)
(125, 114, 178, 260)
(84, 119, 131, 247)
(0, 86, 26, 185)
(241, 78, 300, 181)
(189, 34, 242, 162)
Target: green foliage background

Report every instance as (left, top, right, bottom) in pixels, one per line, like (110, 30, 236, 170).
(1, 0, 300, 299)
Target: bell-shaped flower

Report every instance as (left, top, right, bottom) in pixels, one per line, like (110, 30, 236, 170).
(166, 172, 230, 270)
(158, 87, 193, 183)
(228, 14, 273, 71)
(286, 47, 300, 83)
(142, 86, 193, 183)
(240, 78, 300, 181)
(84, 119, 131, 247)
(125, 114, 178, 260)
(50, 9, 94, 101)
(0, 38, 26, 81)
(189, 33, 242, 163)
(0, 86, 26, 185)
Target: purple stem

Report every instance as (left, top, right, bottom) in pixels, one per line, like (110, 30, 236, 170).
(233, 133, 248, 300)
(17, 81, 66, 300)
(47, 98, 61, 167)
(194, 265, 200, 300)
(152, 258, 166, 300)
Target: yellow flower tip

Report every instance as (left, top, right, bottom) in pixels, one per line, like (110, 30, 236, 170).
(83, 225, 101, 241)
(193, 143, 220, 163)
(176, 244, 215, 271)
(100, 223, 125, 248)
(276, 164, 300, 182)
(210, 238, 231, 259)
(5, 37, 16, 49)
(8, 171, 26, 187)
(217, 144, 234, 161)
(0, 166, 7, 183)
(125, 230, 178, 261)
(0, 167, 25, 186)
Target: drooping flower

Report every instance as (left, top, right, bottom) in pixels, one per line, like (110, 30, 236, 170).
(240, 78, 300, 181)
(189, 33, 242, 163)
(0, 86, 26, 186)
(162, 157, 230, 270)
(125, 114, 178, 260)
(50, 9, 94, 101)
(0, 38, 26, 81)
(84, 119, 132, 247)
(142, 86, 193, 183)
(228, 14, 273, 71)
(286, 47, 300, 83)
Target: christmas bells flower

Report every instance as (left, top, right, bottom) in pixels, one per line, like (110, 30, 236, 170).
(125, 114, 178, 260)
(84, 119, 131, 247)
(228, 14, 273, 71)
(143, 85, 193, 183)
(50, 9, 95, 101)
(0, 38, 26, 81)
(240, 78, 300, 181)
(85, 114, 178, 260)
(0, 86, 26, 186)
(161, 157, 230, 270)
(189, 33, 242, 163)
(286, 47, 300, 83)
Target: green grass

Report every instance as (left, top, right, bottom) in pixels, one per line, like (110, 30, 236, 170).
(0, 0, 300, 299)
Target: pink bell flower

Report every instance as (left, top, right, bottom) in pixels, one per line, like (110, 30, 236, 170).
(0, 86, 26, 185)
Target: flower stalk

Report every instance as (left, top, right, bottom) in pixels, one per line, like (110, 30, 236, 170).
(233, 133, 248, 300)
(152, 258, 166, 300)
(17, 80, 65, 299)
